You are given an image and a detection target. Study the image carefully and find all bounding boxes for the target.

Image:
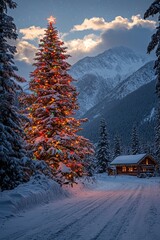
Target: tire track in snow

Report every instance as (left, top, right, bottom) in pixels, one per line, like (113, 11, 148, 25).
(2, 178, 160, 240)
(1, 191, 119, 240)
(16, 191, 125, 240)
(89, 185, 143, 240)
(38, 187, 139, 240)
(143, 182, 160, 240)
(1, 196, 102, 240)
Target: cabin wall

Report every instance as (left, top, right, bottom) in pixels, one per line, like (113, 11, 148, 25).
(116, 162, 156, 176)
(140, 157, 156, 166)
(116, 166, 137, 176)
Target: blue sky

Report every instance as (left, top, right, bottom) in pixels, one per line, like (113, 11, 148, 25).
(11, 0, 153, 31)
(9, 0, 156, 76)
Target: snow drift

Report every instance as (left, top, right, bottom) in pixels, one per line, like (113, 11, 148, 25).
(0, 175, 70, 219)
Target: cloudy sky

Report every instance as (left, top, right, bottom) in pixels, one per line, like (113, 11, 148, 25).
(9, 0, 156, 76)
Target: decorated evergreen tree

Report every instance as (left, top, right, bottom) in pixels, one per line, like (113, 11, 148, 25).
(131, 125, 140, 155)
(23, 16, 94, 183)
(96, 119, 110, 173)
(113, 134, 122, 158)
(0, 0, 33, 190)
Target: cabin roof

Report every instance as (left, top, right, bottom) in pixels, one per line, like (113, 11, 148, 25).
(110, 154, 147, 165)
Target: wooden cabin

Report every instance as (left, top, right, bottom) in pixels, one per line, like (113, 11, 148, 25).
(110, 154, 157, 177)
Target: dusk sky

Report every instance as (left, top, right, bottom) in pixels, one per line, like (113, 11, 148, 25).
(9, 0, 157, 69)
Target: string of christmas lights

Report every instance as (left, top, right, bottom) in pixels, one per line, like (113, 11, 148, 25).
(22, 16, 94, 183)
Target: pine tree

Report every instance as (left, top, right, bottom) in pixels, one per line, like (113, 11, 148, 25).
(144, 1, 160, 169)
(131, 125, 140, 155)
(0, 0, 33, 190)
(144, 0, 160, 98)
(23, 16, 94, 183)
(84, 154, 97, 176)
(141, 141, 154, 155)
(155, 107, 160, 165)
(113, 134, 122, 158)
(96, 119, 110, 173)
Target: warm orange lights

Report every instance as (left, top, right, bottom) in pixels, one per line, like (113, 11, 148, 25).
(22, 16, 94, 183)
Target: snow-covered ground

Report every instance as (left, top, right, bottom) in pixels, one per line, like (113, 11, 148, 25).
(0, 175, 70, 219)
(1, 174, 160, 240)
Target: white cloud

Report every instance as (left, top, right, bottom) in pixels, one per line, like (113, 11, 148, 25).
(15, 40, 37, 64)
(16, 14, 156, 65)
(71, 15, 156, 32)
(19, 25, 67, 42)
(65, 34, 101, 54)
(19, 26, 46, 40)
(15, 32, 101, 65)
(63, 34, 102, 64)
(59, 32, 69, 41)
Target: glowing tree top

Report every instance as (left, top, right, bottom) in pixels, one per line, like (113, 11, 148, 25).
(47, 16, 56, 24)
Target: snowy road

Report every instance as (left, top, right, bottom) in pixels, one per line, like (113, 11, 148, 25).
(1, 176, 160, 240)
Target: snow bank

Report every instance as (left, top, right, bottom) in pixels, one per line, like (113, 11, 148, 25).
(0, 174, 97, 220)
(63, 176, 97, 196)
(0, 175, 70, 219)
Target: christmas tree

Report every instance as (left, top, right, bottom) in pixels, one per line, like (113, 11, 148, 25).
(0, 0, 32, 190)
(23, 16, 94, 183)
(96, 119, 110, 173)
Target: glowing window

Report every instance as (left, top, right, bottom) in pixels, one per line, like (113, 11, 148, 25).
(122, 166, 126, 172)
(146, 159, 149, 165)
(128, 167, 133, 172)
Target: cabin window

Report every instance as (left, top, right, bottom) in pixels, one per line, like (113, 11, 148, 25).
(128, 167, 133, 172)
(143, 168, 146, 172)
(146, 159, 149, 165)
(122, 166, 126, 172)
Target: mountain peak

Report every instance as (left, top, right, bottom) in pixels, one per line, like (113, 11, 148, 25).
(98, 46, 146, 62)
(70, 46, 149, 81)
(69, 46, 152, 116)
(102, 46, 136, 55)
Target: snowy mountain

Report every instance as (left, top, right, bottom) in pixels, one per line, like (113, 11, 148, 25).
(16, 47, 152, 116)
(73, 74, 110, 116)
(106, 61, 155, 101)
(70, 46, 151, 116)
(81, 80, 157, 145)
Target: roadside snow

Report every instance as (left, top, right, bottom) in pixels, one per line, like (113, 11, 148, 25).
(0, 175, 70, 219)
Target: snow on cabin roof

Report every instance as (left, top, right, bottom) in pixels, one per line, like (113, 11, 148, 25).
(110, 154, 147, 165)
